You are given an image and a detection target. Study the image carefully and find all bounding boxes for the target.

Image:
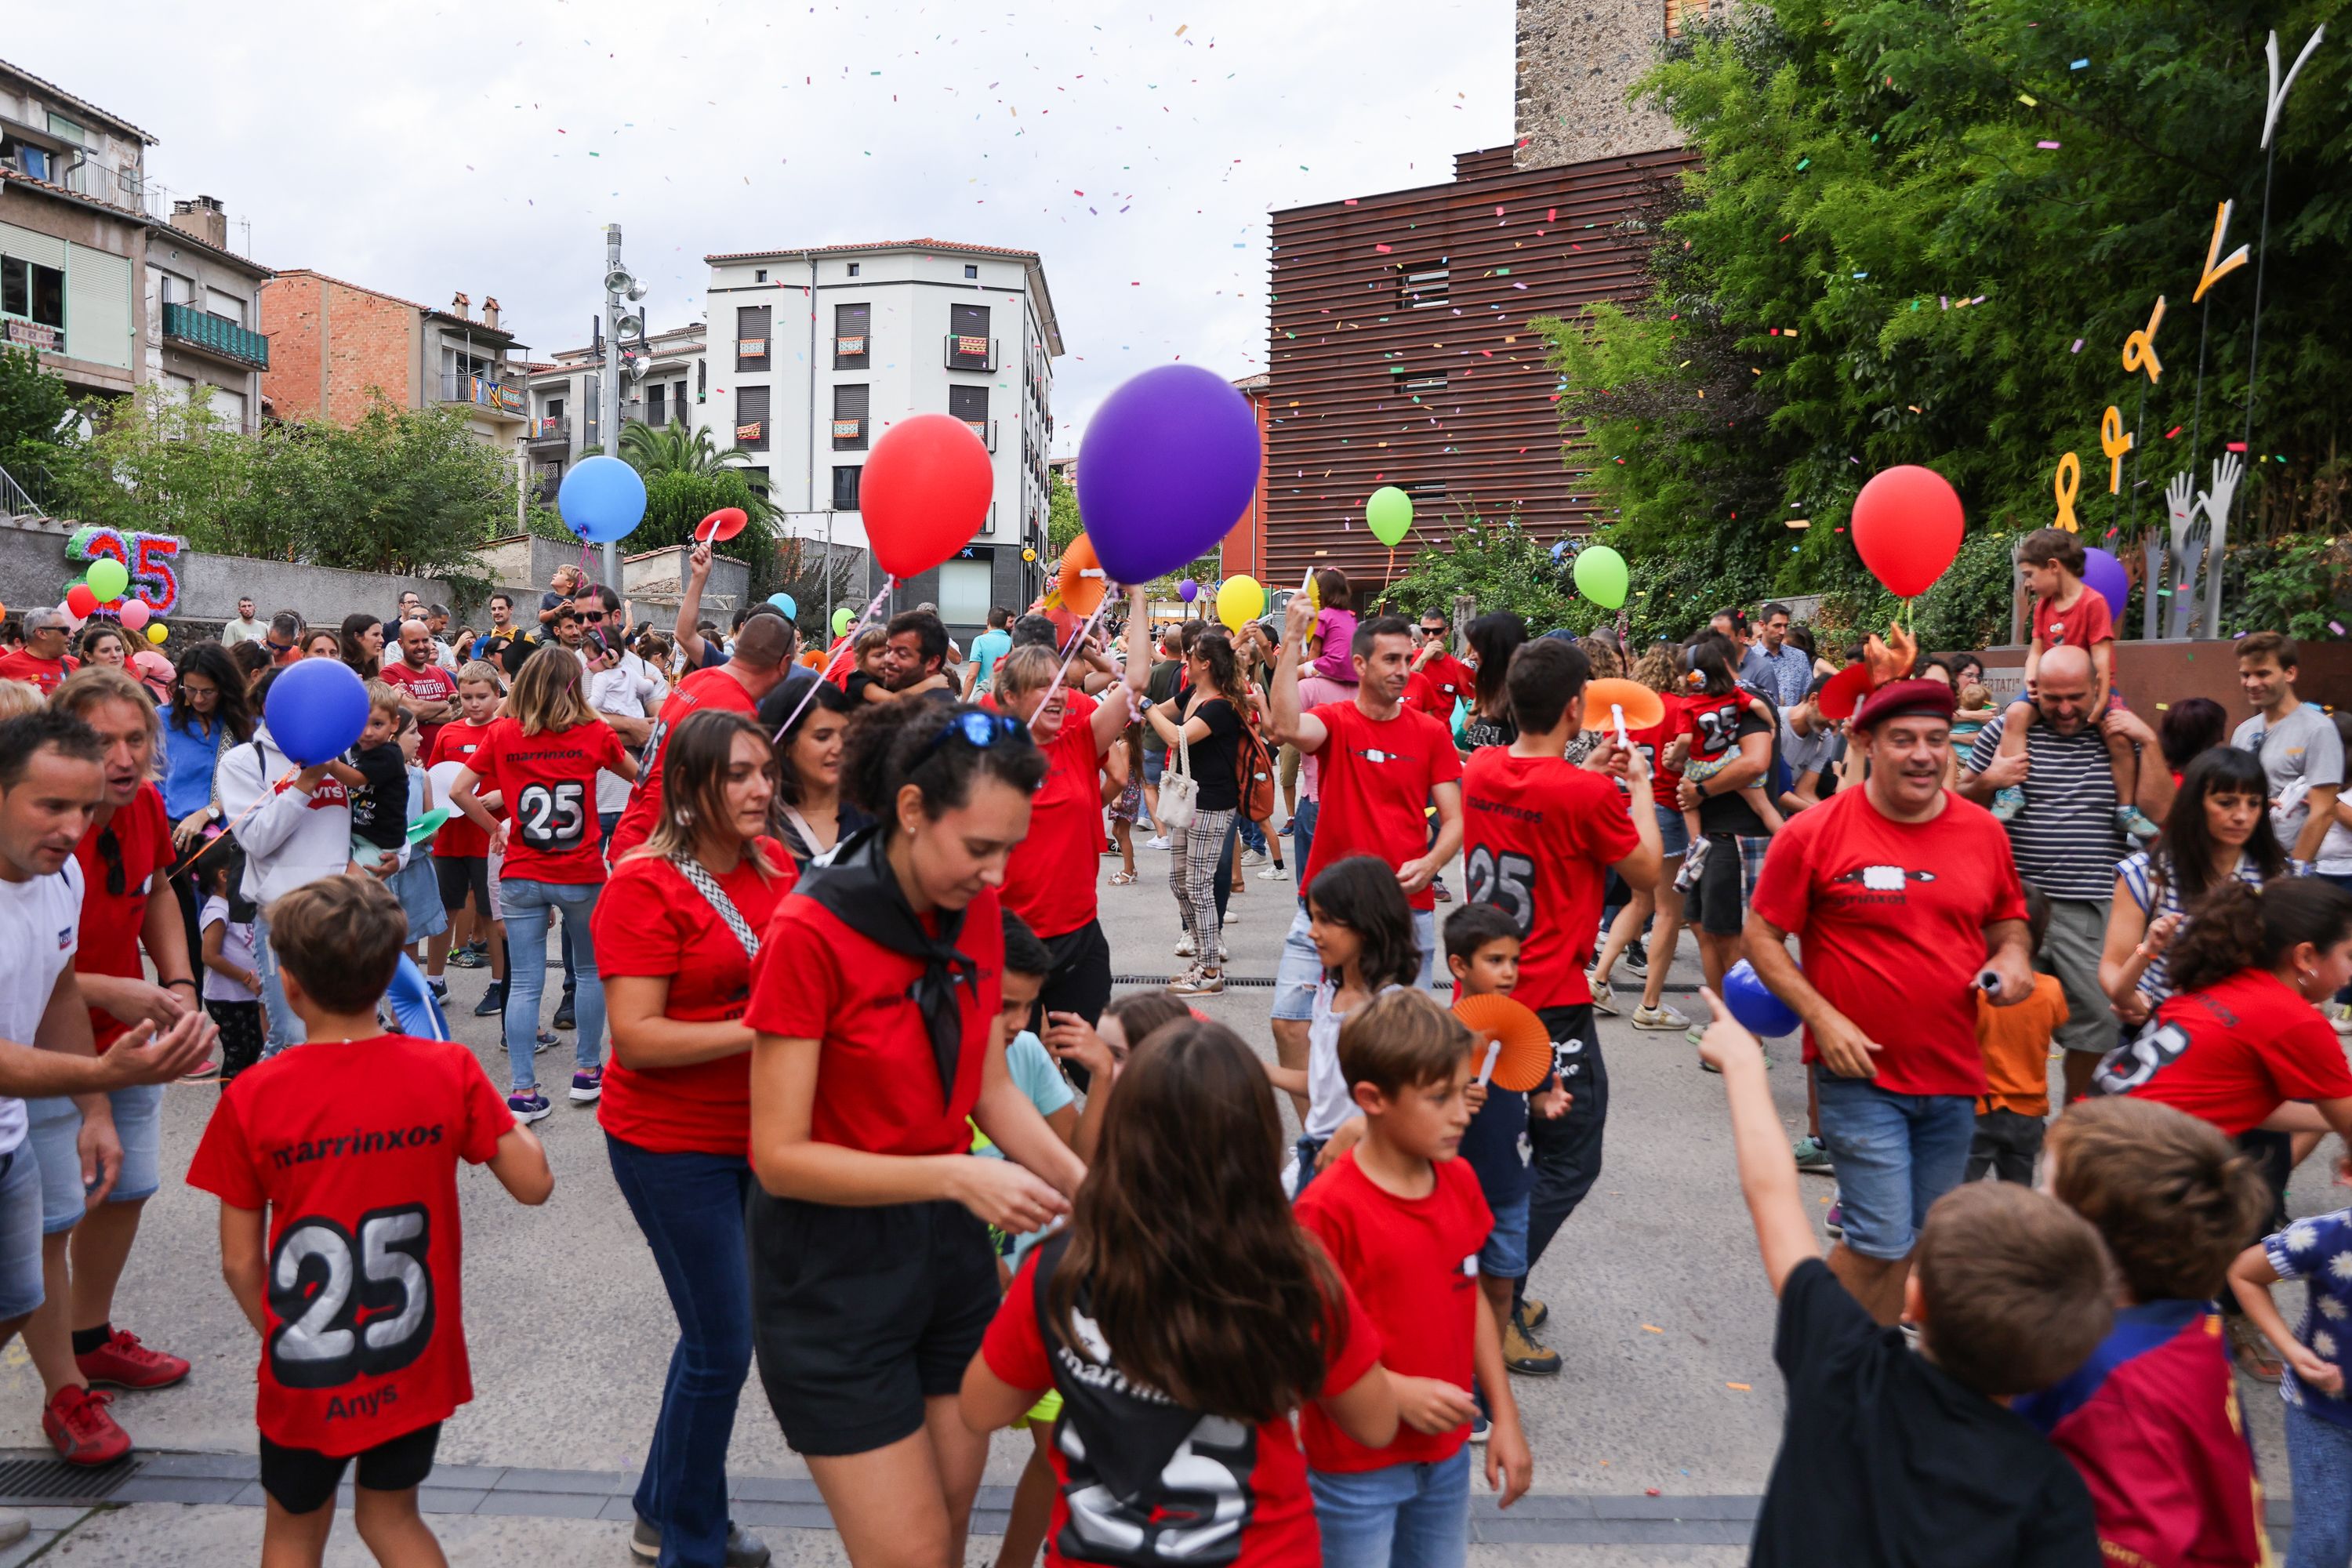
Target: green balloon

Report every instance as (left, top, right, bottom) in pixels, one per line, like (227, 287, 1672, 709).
(832, 606, 855, 637)
(1366, 486, 1414, 548)
(85, 557, 129, 603)
(1572, 544, 1629, 610)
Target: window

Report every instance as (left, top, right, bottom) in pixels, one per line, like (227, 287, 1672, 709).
(949, 385, 989, 446)
(735, 385, 771, 451)
(753, 267, 768, 283)
(546, 397, 564, 421)
(833, 302, 870, 368)
(1, 256, 67, 331)
(1401, 372, 1446, 394)
(832, 465, 862, 510)
(213, 387, 248, 430)
(935, 557, 990, 623)
(205, 288, 245, 326)
(947, 303, 991, 371)
(154, 270, 191, 307)
(1399, 263, 1450, 309)
(964, 264, 978, 279)
(832, 383, 869, 450)
(846, 262, 860, 278)
(647, 384, 666, 428)
(735, 304, 771, 371)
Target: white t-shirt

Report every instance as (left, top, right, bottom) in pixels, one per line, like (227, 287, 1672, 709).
(199, 894, 259, 1004)
(587, 665, 657, 815)
(220, 616, 267, 647)
(0, 861, 83, 1155)
(1305, 979, 1406, 1142)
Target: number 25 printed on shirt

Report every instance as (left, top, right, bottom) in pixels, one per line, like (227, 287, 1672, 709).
(1465, 845, 1537, 934)
(514, 782, 587, 850)
(270, 1204, 436, 1389)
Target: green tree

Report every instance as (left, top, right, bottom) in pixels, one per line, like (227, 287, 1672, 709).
(0, 345, 76, 506)
(1536, 0, 2352, 642)
(1047, 470, 1082, 557)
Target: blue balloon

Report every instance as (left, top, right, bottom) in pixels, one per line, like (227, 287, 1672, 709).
(557, 455, 648, 545)
(1722, 959, 1801, 1039)
(263, 658, 369, 766)
(768, 592, 797, 619)
(385, 955, 454, 1041)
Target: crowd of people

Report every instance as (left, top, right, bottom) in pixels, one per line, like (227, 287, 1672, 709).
(0, 523, 2346, 1567)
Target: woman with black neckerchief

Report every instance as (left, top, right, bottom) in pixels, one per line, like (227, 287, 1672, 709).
(743, 699, 1083, 1567)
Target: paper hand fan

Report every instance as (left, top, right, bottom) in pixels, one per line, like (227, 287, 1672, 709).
(1816, 662, 1875, 722)
(405, 806, 452, 844)
(1582, 678, 1664, 735)
(1452, 993, 1553, 1092)
(1058, 534, 1106, 618)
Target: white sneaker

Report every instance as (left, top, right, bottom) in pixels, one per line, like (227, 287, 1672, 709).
(1175, 932, 1196, 958)
(1587, 971, 1621, 1016)
(1258, 863, 1290, 881)
(1240, 848, 1266, 867)
(1218, 941, 1229, 963)
(2333, 1002, 2352, 1038)
(0, 1509, 24, 1548)
(1145, 836, 1171, 851)
(1632, 1003, 1691, 1031)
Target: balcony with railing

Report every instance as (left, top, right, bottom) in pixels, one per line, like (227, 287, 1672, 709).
(833, 334, 868, 367)
(438, 372, 528, 419)
(944, 334, 996, 372)
(160, 303, 268, 369)
(963, 419, 996, 452)
(527, 415, 572, 448)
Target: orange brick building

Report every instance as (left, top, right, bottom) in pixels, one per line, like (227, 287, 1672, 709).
(258, 269, 529, 445)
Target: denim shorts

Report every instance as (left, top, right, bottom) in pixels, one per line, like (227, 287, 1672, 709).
(1272, 905, 1438, 1022)
(1142, 746, 1166, 786)
(1309, 1446, 1471, 1568)
(1479, 1192, 1530, 1281)
(1654, 803, 1689, 859)
(27, 1082, 166, 1234)
(0, 1149, 45, 1319)
(1814, 1076, 1976, 1261)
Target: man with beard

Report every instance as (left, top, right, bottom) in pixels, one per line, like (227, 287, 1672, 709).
(1744, 680, 2037, 1324)
(880, 610, 956, 699)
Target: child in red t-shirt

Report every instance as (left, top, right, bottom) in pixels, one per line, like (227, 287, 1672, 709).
(964, 1018, 1399, 1567)
(1988, 528, 2158, 840)
(188, 876, 551, 1568)
(1293, 989, 1531, 1555)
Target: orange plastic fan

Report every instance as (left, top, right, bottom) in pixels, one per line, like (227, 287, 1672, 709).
(1583, 678, 1664, 735)
(1058, 534, 1106, 618)
(1816, 662, 1875, 722)
(1452, 993, 1554, 1092)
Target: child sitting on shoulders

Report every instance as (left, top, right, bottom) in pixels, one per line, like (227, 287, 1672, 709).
(187, 874, 551, 1568)
(2022, 1096, 2271, 1568)
(1305, 568, 1360, 687)
(1294, 989, 1532, 1556)
(1967, 884, 2067, 1183)
(1696, 986, 2112, 1566)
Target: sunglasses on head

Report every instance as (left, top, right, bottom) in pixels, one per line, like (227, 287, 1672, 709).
(921, 709, 1025, 760)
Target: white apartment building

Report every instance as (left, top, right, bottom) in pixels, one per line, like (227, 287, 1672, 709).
(702, 238, 1061, 631)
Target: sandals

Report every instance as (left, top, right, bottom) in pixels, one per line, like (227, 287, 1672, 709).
(1109, 870, 1138, 886)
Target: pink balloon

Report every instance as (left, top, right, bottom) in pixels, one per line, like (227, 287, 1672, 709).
(119, 601, 151, 632)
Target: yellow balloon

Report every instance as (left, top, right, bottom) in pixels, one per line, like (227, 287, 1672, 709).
(147, 623, 169, 644)
(1216, 574, 1265, 633)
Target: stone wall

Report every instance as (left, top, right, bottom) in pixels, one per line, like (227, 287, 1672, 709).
(1513, 0, 1697, 169)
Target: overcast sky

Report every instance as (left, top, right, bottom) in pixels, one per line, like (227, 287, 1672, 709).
(13, 0, 1514, 454)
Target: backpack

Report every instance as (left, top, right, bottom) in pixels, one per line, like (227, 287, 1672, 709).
(1235, 716, 1276, 825)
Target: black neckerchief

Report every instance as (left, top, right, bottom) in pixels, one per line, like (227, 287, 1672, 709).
(797, 825, 975, 1101)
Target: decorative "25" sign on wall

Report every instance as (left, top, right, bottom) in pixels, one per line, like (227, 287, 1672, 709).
(67, 526, 184, 616)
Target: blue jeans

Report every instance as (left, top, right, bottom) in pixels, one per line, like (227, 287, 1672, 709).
(501, 879, 603, 1092)
(1289, 798, 1319, 892)
(607, 1136, 755, 1568)
(252, 906, 304, 1057)
(1273, 903, 1438, 1022)
(1815, 1076, 1976, 1261)
(1309, 1448, 1471, 1568)
(1238, 815, 1267, 855)
(0, 1149, 44, 1321)
(2288, 1401, 2352, 1568)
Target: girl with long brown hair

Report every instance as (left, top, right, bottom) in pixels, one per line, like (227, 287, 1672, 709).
(962, 1018, 1398, 1564)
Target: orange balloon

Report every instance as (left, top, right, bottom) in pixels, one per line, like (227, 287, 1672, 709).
(1058, 535, 1106, 618)
(1582, 678, 1664, 733)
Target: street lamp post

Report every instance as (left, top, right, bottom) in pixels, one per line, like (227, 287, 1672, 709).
(601, 223, 650, 591)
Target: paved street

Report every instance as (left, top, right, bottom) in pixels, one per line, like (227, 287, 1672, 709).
(0, 843, 2321, 1563)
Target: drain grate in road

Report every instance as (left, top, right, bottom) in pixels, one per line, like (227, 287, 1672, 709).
(0, 1453, 140, 1504)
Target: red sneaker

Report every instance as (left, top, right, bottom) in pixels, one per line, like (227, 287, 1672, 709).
(43, 1385, 130, 1465)
(76, 1329, 190, 1391)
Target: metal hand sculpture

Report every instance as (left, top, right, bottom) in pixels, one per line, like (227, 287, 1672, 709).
(2198, 453, 2243, 640)
(2164, 471, 2204, 640)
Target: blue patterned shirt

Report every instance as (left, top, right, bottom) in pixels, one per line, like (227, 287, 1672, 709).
(2263, 1208, 2352, 1428)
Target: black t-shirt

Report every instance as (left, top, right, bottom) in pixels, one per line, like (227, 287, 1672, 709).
(1182, 694, 1243, 813)
(347, 741, 408, 852)
(1698, 702, 1778, 837)
(1142, 660, 1182, 749)
(844, 670, 883, 706)
(1753, 1259, 2098, 1568)
(1458, 710, 1517, 753)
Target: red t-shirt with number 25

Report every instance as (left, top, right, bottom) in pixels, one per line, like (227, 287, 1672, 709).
(466, 717, 626, 884)
(186, 1034, 514, 1457)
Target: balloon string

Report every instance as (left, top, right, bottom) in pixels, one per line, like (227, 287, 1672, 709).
(769, 577, 897, 744)
(171, 767, 302, 882)
(1029, 599, 1111, 736)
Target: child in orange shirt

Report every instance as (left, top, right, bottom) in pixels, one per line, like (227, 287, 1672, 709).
(1967, 885, 2068, 1182)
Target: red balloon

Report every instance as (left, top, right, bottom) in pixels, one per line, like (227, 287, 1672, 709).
(696, 506, 748, 543)
(1849, 466, 1964, 598)
(859, 414, 993, 580)
(64, 584, 98, 619)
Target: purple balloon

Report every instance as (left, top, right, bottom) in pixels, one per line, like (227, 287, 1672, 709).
(2082, 546, 2129, 622)
(1178, 578, 1199, 602)
(1077, 365, 1262, 586)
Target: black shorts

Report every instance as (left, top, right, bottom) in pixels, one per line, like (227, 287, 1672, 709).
(1684, 834, 1755, 938)
(259, 1422, 441, 1515)
(435, 854, 490, 916)
(746, 1193, 1001, 1458)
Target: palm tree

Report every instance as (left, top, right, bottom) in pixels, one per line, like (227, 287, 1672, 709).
(616, 420, 758, 480)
